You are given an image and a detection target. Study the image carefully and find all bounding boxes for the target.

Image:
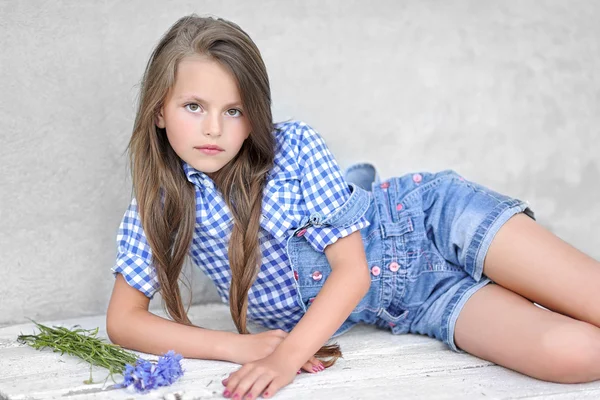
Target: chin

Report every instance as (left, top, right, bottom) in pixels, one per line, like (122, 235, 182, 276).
(193, 163, 222, 176)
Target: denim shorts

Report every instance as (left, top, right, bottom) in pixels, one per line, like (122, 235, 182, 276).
(343, 169, 534, 352)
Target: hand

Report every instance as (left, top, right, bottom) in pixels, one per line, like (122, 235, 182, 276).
(221, 352, 326, 399)
(228, 329, 325, 373)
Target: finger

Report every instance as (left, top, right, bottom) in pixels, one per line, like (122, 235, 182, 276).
(311, 359, 324, 373)
(223, 364, 253, 398)
(261, 376, 287, 399)
(222, 372, 232, 386)
(230, 368, 267, 400)
(310, 356, 325, 371)
(300, 360, 314, 373)
(245, 373, 273, 400)
(300, 360, 317, 373)
(301, 357, 323, 373)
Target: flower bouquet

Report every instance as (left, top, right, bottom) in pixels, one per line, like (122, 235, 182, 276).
(17, 320, 184, 393)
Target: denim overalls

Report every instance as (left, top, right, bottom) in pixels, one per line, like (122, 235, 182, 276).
(285, 163, 533, 351)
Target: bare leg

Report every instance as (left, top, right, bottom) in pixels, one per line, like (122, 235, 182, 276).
(455, 284, 600, 383)
(483, 213, 600, 327)
(455, 213, 600, 383)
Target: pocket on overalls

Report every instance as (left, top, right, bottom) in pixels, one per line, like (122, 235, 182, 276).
(398, 174, 471, 309)
(293, 232, 385, 315)
(402, 249, 465, 308)
(370, 178, 416, 330)
(294, 262, 329, 309)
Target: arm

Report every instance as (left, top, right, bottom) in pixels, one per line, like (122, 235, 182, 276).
(106, 274, 239, 361)
(106, 273, 238, 360)
(108, 199, 243, 361)
(221, 230, 371, 398)
(271, 230, 371, 368)
(108, 273, 323, 368)
(109, 200, 298, 364)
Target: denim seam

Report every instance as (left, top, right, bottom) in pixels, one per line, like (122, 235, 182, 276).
(464, 181, 505, 203)
(286, 235, 307, 313)
(321, 182, 370, 228)
(443, 278, 492, 352)
(385, 186, 400, 261)
(400, 172, 459, 207)
(465, 199, 530, 281)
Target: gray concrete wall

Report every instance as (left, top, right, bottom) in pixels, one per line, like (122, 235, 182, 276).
(1, 0, 599, 326)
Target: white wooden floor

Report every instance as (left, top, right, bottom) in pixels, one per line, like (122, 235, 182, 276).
(1, 303, 599, 400)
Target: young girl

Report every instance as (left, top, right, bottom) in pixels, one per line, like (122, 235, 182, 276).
(106, 14, 600, 399)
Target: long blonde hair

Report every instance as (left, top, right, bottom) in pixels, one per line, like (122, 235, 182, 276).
(128, 15, 341, 366)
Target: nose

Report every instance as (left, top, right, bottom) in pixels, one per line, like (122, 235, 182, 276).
(202, 113, 222, 137)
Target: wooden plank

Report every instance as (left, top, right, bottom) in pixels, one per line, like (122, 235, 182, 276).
(0, 304, 599, 399)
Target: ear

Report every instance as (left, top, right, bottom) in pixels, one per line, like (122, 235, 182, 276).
(156, 108, 166, 129)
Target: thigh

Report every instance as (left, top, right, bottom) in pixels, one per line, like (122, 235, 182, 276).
(455, 283, 600, 383)
(483, 213, 600, 327)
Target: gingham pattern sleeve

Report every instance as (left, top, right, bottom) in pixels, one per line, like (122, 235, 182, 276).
(297, 123, 369, 252)
(111, 198, 160, 298)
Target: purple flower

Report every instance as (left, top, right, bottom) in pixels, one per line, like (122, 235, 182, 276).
(114, 351, 184, 393)
(155, 350, 184, 386)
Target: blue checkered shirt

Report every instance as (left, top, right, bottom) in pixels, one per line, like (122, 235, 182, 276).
(112, 121, 370, 332)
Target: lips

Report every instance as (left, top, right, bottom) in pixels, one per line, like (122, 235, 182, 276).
(195, 145, 224, 156)
(195, 145, 224, 151)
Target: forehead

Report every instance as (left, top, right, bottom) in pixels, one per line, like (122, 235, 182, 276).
(172, 56, 241, 102)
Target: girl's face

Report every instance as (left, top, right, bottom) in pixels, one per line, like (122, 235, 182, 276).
(157, 56, 251, 178)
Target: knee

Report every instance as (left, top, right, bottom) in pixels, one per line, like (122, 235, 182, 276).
(538, 324, 600, 383)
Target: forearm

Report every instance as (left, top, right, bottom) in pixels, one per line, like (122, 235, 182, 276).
(274, 232, 371, 367)
(106, 308, 238, 361)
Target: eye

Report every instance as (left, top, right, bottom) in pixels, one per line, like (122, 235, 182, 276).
(185, 103, 202, 113)
(226, 108, 242, 117)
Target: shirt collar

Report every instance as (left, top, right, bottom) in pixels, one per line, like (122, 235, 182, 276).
(181, 161, 215, 189)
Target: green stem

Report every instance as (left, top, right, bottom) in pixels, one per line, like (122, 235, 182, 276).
(17, 320, 139, 383)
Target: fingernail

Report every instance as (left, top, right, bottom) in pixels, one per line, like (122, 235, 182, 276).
(222, 378, 229, 385)
(263, 393, 269, 398)
(312, 366, 319, 372)
(233, 394, 240, 400)
(297, 369, 302, 374)
(320, 363, 325, 369)
(223, 389, 231, 397)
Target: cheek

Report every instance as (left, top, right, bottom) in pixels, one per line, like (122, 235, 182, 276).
(231, 117, 251, 139)
(165, 113, 196, 146)
(165, 130, 184, 152)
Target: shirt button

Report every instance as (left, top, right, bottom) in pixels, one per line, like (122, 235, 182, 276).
(396, 203, 403, 211)
(371, 266, 381, 276)
(294, 271, 299, 281)
(312, 271, 323, 281)
(380, 182, 390, 189)
(389, 262, 400, 272)
(296, 228, 307, 237)
(412, 173, 423, 184)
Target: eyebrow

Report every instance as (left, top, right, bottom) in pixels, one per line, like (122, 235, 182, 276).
(177, 95, 243, 109)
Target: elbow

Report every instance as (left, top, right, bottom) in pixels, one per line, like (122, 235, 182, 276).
(106, 312, 121, 345)
(106, 309, 129, 346)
